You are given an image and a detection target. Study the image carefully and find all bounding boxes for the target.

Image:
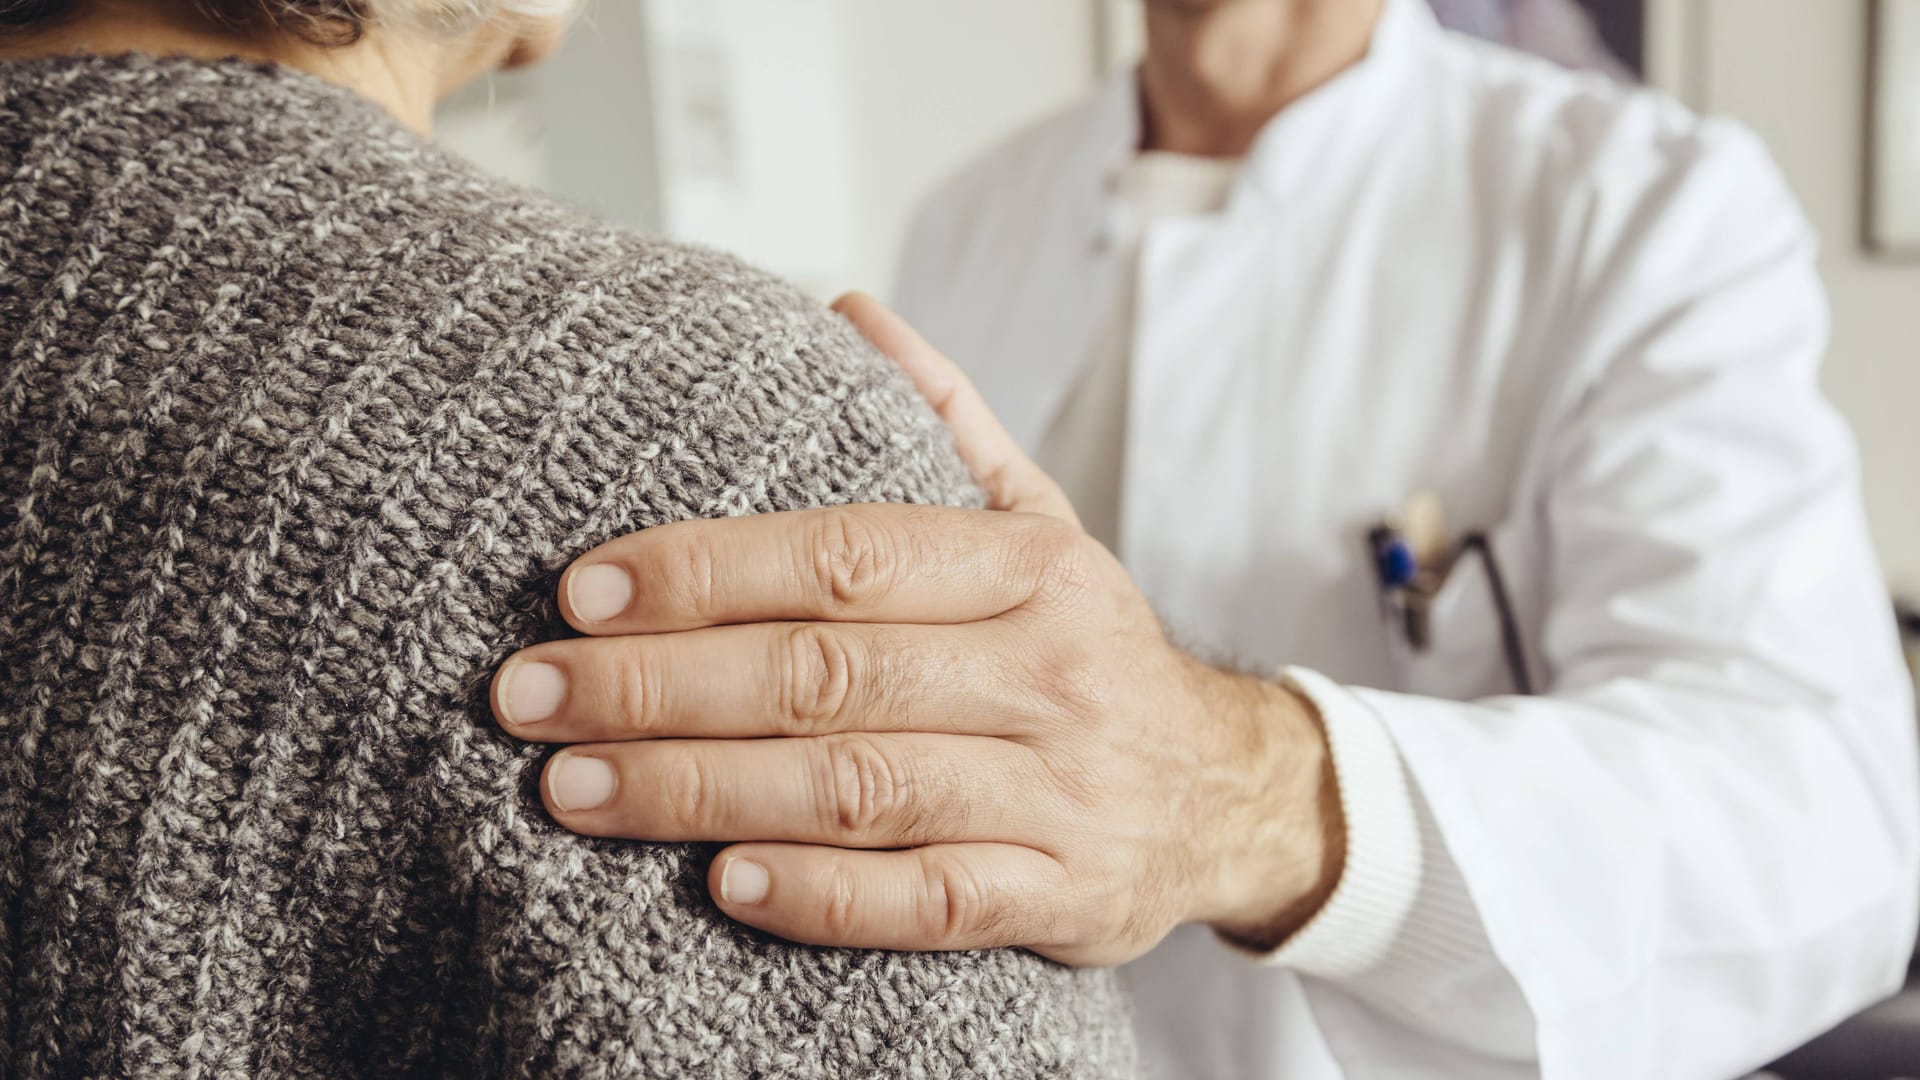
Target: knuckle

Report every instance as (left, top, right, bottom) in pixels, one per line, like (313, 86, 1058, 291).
(810, 509, 896, 612)
(1018, 517, 1077, 566)
(977, 459, 1022, 503)
(616, 652, 661, 737)
(673, 538, 721, 622)
(1040, 746, 1114, 810)
(920, 854, 1003, 946)
(821, 856, 863, 940)
(821, 735, 912, 842)
(778, 625, 855, 735)
(661, 751, 714, 832)
(1038, 640, 1111, 722)
(1020, 520, 1098, 610)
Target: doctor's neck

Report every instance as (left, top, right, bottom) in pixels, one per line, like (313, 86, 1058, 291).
(1139, 0, 1385, 157)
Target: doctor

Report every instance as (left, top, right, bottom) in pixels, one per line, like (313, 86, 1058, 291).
(491, 0, 1920, 1074)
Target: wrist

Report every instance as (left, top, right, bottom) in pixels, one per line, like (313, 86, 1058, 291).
(1195, 671, 1346, 949)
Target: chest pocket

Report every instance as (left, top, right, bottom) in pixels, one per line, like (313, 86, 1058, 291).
(1391, 524, 1537, 702)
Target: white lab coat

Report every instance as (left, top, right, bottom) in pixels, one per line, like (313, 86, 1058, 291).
(892, 1, 1920, 1076)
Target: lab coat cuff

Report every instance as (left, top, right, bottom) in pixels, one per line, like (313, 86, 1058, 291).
(1225, 667, 1424, 978)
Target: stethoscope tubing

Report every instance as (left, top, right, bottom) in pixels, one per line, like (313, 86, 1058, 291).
(1369, 526, 1534, 695)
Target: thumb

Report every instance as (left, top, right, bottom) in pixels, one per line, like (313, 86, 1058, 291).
(833, 292, 1079, 524)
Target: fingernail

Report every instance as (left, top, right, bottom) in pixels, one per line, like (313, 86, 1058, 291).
(569, 563, 634, 623)
(500, 661, 567, 726)
(721, 858, 769, 905)
(548, 754, 617, 812)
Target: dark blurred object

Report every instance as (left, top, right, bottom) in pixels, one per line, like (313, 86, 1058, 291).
(1901, 599, 1920, 675)
(1429, 0, 1638, 78)
(1578, 0, 1643, 72)
(1770, 968, 1920, 1079)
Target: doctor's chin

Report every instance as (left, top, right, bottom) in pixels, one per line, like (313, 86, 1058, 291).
(4, 0, 1920, 1077)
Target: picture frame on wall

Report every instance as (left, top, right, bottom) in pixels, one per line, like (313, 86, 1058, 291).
(1868, 0, 1920, 258)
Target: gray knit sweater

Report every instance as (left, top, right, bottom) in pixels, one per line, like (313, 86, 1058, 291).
(0, 54, 1137, 1078)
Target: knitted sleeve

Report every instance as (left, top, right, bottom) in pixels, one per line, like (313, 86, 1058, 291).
(259, 242, 1138, 1079)
(0, 54, 1136, 1079)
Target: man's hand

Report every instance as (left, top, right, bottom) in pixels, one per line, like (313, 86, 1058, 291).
(489, 295, 1343, 966)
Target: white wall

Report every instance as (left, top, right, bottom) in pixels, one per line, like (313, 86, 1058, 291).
(1651, 0, 1920, 594)
(441, 2, 1101, 298)
(438, 2, 660, 233)
(645, 0, 862, 290)
(831, 1, 1100, 298)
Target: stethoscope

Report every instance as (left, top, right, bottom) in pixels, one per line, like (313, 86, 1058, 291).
(1367, 495, 1535, 695)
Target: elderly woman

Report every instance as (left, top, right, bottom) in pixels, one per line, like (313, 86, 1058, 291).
(0, 1, 1136, 1075)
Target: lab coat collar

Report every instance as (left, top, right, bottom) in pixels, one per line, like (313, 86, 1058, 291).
(1090, 0, 1434, 210)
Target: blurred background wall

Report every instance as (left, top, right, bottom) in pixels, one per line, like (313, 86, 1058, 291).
(439, 0, 1920, 599)
(439, 0, 1098, 299)
(1646, 0, 1920, 600)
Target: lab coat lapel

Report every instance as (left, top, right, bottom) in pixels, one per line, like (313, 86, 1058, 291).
(1239, 0, 1432, 208)
(969, 76, 1140, 452)
(954, 0, 1433, 453)
(1118, 0, 1435, 657)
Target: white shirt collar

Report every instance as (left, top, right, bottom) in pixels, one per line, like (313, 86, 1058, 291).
(1085, 0, 1437, 211)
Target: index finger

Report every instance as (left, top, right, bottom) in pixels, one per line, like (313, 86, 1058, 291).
(832, 292, 1078, 525)
(559, 503, 1073, 634)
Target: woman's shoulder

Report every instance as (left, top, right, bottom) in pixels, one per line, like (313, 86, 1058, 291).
(394, 191, 983, 521)
(0, 54, 1138, 1078)
(5, 47, 981, 590)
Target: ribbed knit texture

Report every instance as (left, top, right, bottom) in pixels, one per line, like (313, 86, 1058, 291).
(0, 53, 1138, 1078)
(1244, 669, 1423, 977)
